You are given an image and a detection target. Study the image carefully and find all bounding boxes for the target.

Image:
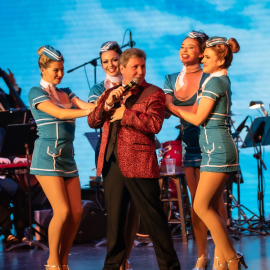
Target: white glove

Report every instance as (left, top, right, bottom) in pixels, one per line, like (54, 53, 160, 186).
(13, 157, 27, 164)
(0, 157, 11, 164)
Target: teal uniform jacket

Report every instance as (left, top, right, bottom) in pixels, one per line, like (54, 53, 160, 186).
(164, 72, 210, 167)
(88, 81, 105, 103)
(28, 86, 79, 177)
(88, 81, 106, 165)
(198, 75, 239, 172)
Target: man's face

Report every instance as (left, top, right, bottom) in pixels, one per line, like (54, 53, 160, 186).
(120, 57, 146, 85)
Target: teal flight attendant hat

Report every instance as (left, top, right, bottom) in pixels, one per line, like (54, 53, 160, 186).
(100, 41, 118, 52)
(188, 31, 206, 40)
(43, 45, 63, 61)
(206, 37, 229, 47)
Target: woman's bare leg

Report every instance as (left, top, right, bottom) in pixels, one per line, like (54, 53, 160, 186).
(185, 167, 208, 265)
(121, 198, 140, 270)
(59, 177, 83, 270)
(194, 172, 238, 269)
(212, 191, 228, 267)
(36, 176, 70, 269)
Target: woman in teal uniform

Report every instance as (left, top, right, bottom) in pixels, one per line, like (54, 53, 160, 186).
(28, 45, 95, 270)
(164, 31, 225, 270)
(166, 37, 248, 270)
(88, 41, 139, 270)
(88, 41, 122, 103)
(88, 41, 122, 164)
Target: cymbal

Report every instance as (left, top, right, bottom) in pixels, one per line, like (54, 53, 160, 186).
(175, 125, 181, 129)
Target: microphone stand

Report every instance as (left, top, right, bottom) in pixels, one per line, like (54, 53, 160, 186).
(243, 125, 269, 233)
(225, 121, 268, 235)
(67, 57, 99, 84)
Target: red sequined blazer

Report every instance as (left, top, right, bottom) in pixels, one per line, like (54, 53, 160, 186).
(87, 82, 165, 179)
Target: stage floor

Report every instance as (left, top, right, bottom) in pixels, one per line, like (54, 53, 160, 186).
(0, 235, 269, 270)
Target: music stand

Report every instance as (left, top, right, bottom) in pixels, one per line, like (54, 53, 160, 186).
(242, 116, 270, 233)
(84, 132, 162, 150)
(84, 131, 101, 151)
(154, 136, 161, 149)
(1, 123, 48, 250)
(0, 109, 32, 130)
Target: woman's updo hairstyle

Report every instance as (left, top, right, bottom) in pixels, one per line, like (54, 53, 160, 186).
(99, 41, 122, 60)
(205, 37, 240, 68)
(186, 31, 209, 62)
(38, 45, 64, 70)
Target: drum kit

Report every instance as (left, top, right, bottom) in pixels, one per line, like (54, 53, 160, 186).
(158, 124, 183, 171)
(159, 125, 195, 229)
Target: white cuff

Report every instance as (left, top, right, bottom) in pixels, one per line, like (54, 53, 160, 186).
(104, 101, 114, 111)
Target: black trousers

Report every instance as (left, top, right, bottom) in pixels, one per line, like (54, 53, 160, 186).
(0, 178, 28, 237)
(102, 154, 181, 270)
(0, 191, 13, 233)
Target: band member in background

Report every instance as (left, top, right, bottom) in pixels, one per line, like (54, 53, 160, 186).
(0, 71, 29, 247)
(88, 41, 140, 270)
(164, 30, 228, 269)
(28, 45, 95, 270)
(166, 37, 248, 270)
(0, 159, 28, 248)
(0, 128, 28, 248)
(88, 48, 180, 270)
(0, 69, 21, 110)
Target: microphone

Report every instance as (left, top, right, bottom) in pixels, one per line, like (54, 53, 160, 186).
(113, 77, 140, 100)
(236, 116, 249, 133)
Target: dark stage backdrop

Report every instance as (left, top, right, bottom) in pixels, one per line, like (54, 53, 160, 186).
(0, 0, 269, 217)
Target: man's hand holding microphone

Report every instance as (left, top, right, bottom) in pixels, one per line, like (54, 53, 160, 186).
(105, 86, 126, 108)
(105, 77, 140, 108)
(105, 78, 140, 121)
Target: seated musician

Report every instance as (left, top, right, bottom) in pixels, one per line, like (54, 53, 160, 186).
(0, 69, 21, 110)
(0, 127, 28, 248)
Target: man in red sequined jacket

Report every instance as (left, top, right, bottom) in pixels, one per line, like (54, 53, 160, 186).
(88, 48, 180, 270)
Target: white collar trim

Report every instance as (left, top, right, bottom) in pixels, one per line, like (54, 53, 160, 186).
(40, 79, 57, 89)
